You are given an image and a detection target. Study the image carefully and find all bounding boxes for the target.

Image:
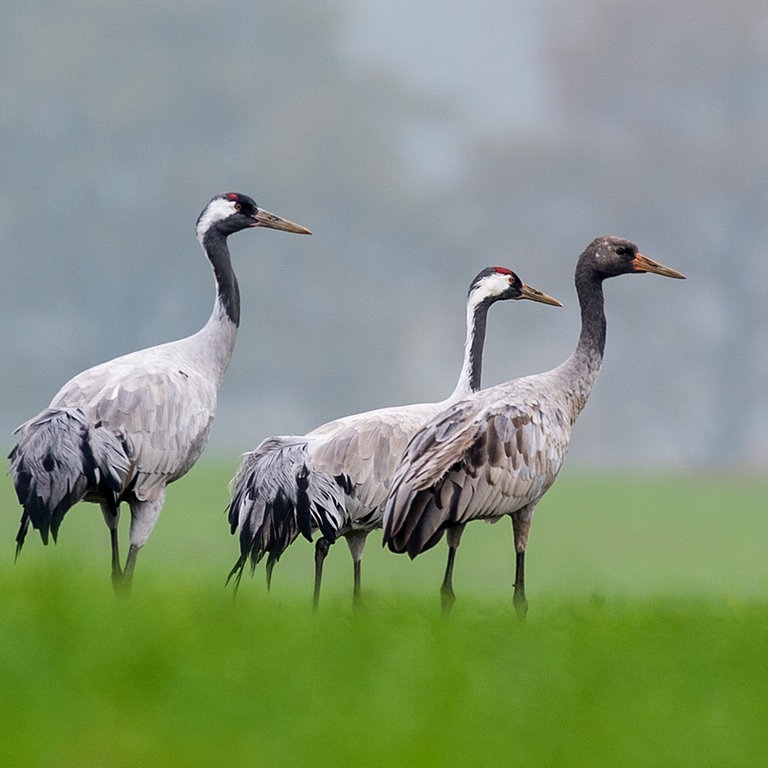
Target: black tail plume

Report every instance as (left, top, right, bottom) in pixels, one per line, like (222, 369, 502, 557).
(9, 408, 130, 555)
(226, 438, 348, 589)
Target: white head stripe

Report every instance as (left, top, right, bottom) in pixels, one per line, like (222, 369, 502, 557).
(196, 197, 239, 241)
(470, 271, 513, 305)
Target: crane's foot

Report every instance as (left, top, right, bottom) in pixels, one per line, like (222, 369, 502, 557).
(111, 569, 132, 599)
(352, 595, 367, 612)
(513, 586, 528, 621)
(512, 548, 528, 620)
(440, 584, 457, 616)
(112, 544, 139, 598)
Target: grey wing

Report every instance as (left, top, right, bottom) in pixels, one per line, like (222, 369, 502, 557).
(51, 359, 217, 500)
(308, 403, 441, 517)
(384, 397, 571, 556)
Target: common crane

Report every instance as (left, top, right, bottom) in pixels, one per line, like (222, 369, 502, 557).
(383, 237, 685, 617)
(10, 192, 310, 592)
(227, 267, 561, 605)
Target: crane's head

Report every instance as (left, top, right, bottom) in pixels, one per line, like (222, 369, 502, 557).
(469, 266, 563, 308)
(581, 236, 685, 280)
(196, 193, 312, 243)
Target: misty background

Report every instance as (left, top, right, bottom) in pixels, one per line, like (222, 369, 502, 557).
(1, 0, 765, 470)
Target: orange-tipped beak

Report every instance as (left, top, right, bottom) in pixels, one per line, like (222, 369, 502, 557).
(632, 253, 686, 279)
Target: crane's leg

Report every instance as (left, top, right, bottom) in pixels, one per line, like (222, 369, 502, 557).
(344, 531, 368, 608)
(313, 537, 331, 609)
(100, 502, 123, 588)
(440, 524, 466, 615)
(114, 492, 166, 596)
(513, 550, 527, 620)
(122, 544, 140, 585)
(353, 560, 362, 604)
(511, 506, 534, 621)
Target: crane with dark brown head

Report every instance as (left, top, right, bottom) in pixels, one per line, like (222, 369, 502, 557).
(383, 237, 685, 618)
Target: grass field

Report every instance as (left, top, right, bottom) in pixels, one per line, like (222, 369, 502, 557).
(1, 460, 766, 766)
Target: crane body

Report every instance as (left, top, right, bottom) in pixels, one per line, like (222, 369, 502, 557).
(228, 267, 562, 605)
(10, 193, 310, 591)
(383, 237, 685, 617)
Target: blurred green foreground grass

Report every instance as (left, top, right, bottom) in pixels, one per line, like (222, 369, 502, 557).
(1, 462, 766, 766)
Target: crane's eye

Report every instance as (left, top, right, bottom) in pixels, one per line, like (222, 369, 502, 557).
(234, 202, 242, 211)
(615, 246, 629, 256)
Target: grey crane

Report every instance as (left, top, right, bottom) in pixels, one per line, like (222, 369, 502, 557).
(227, 267, 562, 606)
(9, 192, 310, 592)
(383, 236, 685, 617)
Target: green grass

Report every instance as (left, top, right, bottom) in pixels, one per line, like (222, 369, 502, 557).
(1, 462, 766, 766)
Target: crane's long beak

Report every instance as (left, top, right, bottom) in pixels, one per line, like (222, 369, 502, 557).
(519, 284, 563, 307)
(252, 208, 312, 235)
(632, 253, 686, 279)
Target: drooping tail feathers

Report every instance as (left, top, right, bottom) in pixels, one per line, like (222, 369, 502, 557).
(9, 407, 131, 555)
(226, 437, 348, 588)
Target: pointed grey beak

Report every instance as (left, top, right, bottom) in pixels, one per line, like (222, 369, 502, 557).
(519, 283, 563, 307)
(253, 208, 312, 235)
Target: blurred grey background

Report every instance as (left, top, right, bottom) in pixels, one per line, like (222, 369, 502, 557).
(1, 0, 765, 469)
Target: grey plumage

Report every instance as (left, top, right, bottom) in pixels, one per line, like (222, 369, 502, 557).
(227, 267, 562, 605)
(12, 408, 130, 548)
(383, 236, 686, 617)
(9, 192, 310, 591)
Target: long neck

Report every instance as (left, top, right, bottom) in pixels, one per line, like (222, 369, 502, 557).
(556, 264, 607, 417)
(194, 228, 240, 384)
(448, 295, 493, 400)
(203, 228, 240, 327)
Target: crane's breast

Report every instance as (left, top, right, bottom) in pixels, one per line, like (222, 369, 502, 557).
(51, 356, 218, 499)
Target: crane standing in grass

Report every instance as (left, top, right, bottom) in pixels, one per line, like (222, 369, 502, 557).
(9, 192, 311, 592)
(227, 266, 562, 606)
(383, 236, 685, 617)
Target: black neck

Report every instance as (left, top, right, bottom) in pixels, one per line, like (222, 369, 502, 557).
(545, 263, 607, 422)
(202, 229, 240, 327)
(466, 296, 493, 392)
(572, 263, 607, 370)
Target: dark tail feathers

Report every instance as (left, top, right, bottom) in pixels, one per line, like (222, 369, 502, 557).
(226, 438, 347, 589)
(9, 408, 130, 555)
